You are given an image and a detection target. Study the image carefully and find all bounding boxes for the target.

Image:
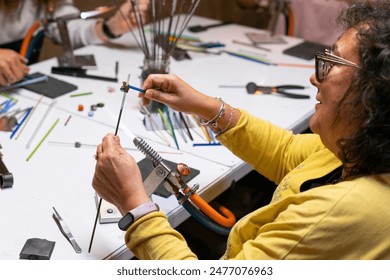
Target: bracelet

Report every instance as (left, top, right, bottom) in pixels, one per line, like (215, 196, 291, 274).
(199, 98, 225, 128)
(214, 106, 235, 137)
(102, 18, 121, 39)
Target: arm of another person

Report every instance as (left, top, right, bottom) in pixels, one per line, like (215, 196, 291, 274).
(0, 49, 29, 86)
(52, 0, 149, 48)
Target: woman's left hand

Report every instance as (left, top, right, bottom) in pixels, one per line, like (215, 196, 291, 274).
(92, 133, 150, 215)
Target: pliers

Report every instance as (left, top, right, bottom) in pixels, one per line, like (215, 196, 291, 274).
(246, 82, 310, 99)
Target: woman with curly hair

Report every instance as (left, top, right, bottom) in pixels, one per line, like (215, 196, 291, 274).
(92, 0, 390, 259)
(0, 0, 149, 86)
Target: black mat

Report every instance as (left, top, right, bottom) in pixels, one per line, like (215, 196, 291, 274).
(283, 40, 330, 60)
(23, 72, 78, 98)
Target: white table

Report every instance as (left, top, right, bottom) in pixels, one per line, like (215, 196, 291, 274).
(0, 15, 317, 259)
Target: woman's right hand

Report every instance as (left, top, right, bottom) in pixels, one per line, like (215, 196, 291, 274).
(141, 74, 221, 120)
(0, 49, 29, 86)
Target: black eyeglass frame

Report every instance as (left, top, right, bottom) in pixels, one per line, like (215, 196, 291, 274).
(315, 51, 361, 82)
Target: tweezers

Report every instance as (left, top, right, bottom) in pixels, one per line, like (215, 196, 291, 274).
(52, 207, 82, 253)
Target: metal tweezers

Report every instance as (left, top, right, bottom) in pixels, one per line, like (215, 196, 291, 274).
(52, 207, 82, 254)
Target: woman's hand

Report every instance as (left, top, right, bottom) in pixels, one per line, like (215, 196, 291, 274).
(92, 133, 150, 215)
(104, 0, 150, 38)
(140, 73, 218, 118)
(0, 49, 29, 86)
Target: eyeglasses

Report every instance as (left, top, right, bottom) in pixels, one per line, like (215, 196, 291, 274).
(315, 50, 361, 82)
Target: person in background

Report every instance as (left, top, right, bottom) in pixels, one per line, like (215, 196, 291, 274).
(0, 0, 149, 86)
(92, 0, 390, 259)
(237, 0, 349, 46)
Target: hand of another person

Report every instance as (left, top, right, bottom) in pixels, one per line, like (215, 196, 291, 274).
(140, 73, 216, 117)
(92, 133, 150, 215)
(0, 49, 29, 86)
(106, 0, 150, 37)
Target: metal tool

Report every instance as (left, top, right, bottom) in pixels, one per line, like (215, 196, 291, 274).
(88, 76, 130, 253)
(134, 137, 236, 234)
(52, 207, 82, 253)
(187, 21, 233, 33)
(246, 82, 310, 99)
(51, 66, 118, 82)
(0, 145, 13, 189)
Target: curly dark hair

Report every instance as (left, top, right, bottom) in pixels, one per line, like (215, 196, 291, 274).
(335, 0, 390, 176)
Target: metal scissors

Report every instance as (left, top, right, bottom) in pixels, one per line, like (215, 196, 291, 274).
(52, 207, 82, 253)
(246, 82, 310, 99)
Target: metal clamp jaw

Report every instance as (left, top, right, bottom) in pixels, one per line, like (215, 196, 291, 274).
(133, 137, 236, 233)
(0, 147, 13, 189)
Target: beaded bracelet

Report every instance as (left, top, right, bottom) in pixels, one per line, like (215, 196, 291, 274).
(199, 98, 225, 128)
(214, 106, 235, 137)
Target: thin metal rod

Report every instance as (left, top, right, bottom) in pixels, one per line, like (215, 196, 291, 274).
(88, 75, 130, 253)
(88, 198, 102, 253)
(110, 0, 143, 53)
(130, 0, 150, 58)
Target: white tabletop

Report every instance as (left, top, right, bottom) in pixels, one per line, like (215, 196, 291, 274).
(0, 15, 317, 259)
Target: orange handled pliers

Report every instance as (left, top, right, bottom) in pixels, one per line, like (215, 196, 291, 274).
(246, 82, 310, 99)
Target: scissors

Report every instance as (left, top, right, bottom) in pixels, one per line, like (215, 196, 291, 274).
(246, 82, 310, 99)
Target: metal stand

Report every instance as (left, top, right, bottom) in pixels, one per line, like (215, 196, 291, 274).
(56, 18, 97, 69)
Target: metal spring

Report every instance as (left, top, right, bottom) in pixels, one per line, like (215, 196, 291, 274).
(133, 137, 163, 165)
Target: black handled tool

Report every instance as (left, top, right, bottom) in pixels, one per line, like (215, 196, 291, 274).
(187, 21, 233, 33)
(246, 82, 310, 99)
(51, 67, 118, 82)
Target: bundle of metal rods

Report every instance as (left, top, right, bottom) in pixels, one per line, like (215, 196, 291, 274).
(113, 0, 201, 63)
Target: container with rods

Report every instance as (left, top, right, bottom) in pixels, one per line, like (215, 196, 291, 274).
(115, 0, 201, 111)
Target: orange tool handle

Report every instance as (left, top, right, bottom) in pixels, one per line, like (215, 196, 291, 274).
(183, 187, 236, 228)
(19, 21, 41, 58)
(287, 5, 295, 37)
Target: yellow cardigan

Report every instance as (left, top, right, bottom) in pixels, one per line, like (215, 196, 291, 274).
(126, 110, 390, 259)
